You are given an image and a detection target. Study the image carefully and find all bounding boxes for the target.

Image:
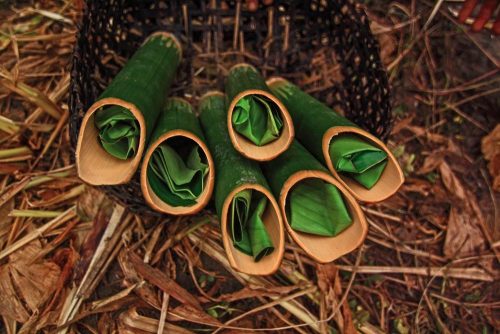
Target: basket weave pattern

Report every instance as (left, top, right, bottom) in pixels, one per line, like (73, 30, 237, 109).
(69, 0, 392, 214)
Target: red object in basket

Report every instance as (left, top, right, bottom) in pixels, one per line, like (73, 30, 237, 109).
(458, 0, 500, 34)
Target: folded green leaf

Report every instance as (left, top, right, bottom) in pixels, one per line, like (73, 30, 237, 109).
(230, 190, 274, 261)
(329, 134, 388, 189)
(287, 178, 352, 236)
(92, 33, 181, 160)
(148, 144, 208, 207)
(94, 106, 139, 160)
(232, 95, 283, 146)
(200, 93, 277, 263)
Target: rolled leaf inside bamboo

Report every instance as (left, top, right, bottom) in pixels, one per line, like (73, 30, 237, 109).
(141, 98, 214, 215)
(225, 64, 294, 161)
(267, 77, 404, 203)
(199, 92, 285, 275)
(262, 141, 367, 263)
(76, 32, 182, 185)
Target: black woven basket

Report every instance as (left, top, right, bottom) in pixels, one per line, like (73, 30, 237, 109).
(69, 0, 392, 215)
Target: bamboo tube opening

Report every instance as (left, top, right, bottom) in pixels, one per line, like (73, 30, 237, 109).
(141, 130, 215, 215)
(227, 90, 294, 161)
(221, 184, 285, 275)
(323, 126, 404, 202)
(76, 98, 146, 185)
(280, 170, 367, 263)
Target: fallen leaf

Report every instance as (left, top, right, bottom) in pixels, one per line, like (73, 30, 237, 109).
(317, 263, 356, 334)
(481, 124, 500, 191)
(118, 307, 194, 334)
(126, 251, 203, 310)
(0, 239, 61, 322)
(444, 206, 487, 259)
(118, 251, 160, 309)
(218, 285, 298, 302)
(369, 18, 397, 65)
(439, 162, 466, 201)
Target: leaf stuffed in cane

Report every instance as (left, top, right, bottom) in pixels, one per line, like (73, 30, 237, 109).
(263, 141, 367, 263)
(225, 64, 294, 161)
(199, 92, 284, 275)
(141, 98, 214, 215)
(76, 32, 182, 185)
(267, 77, 404, 203)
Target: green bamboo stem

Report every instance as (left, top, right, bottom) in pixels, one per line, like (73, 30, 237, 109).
(199, 92, 284, 275)
(140, 98, 214, 215)
(267, 77, 404, 203)
(262, 140, 367, 263)
(225, 64, 294, 161)
(76, 32, 182, 185)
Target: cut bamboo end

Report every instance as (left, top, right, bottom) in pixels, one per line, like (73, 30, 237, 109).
(140, 130, 215, 215)
(144, 31, 183, 61)
(228, 62, 258, 73)
(221, 184, 285, 275)
(76, 98, 146, 185)
(265, 76, 287, 88)
(200, 91, 225, 101)
(322, 126, 405, 203)
(227, 89, 294, 161)
(279, 170, 367, 263)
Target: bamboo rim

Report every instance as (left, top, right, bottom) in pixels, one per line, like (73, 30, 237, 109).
(140, 130, 215, 215)
(144, 31, 183, 61)
(279, 170, 367, 263)
(76, 97, 146, 185)
(266, 76, 287, 87)
(200, 91, 225, 100)
(227, 89, 294, 161)
(228, 62, 258, 73)
(221, 183, 285, 275)
(322, 126, 405, 202)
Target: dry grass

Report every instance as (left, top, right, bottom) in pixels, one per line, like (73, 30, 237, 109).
(0, 1, 499, 333)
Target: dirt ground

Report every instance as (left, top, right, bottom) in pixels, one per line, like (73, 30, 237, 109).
(0, 1, 499, 333)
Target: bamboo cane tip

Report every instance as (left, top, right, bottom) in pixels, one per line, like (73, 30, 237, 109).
(199, 91, 225, 101)
(266, 76, 288, 87)
(229, 62, 257, 73)
(166, 97, 192, 112)
(144, 31, 183, 61)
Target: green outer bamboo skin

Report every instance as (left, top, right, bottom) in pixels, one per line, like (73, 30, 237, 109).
(199, 93, 271, 216)
(225, 65, 272, 103)
(148, 98, 205, 144)
(97, 34, 181, 141)
(269, 79, 355, 164)
(262, 140, 328, 198)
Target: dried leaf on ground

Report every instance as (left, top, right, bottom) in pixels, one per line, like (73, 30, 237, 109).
(481, 124, 500, 191)
(0, 239, 61, 322)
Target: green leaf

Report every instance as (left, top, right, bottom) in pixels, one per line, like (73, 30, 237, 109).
(94, 106, 139, 160)
(287, 178, 352, 236)
(329, 134, 388, 189)
(229, 190, 274, 261)
(232, 95, 283, 146)
(147, 144, 208, 207)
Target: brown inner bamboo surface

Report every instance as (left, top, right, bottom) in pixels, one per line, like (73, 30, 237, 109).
(279, 170, 367, 263)
(323, 126, 405, 203)
(76, 98, 146, 185)
(221, 184, 285, 275)
(140, 130, 215, 215)
(227, 89, 294, 161)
